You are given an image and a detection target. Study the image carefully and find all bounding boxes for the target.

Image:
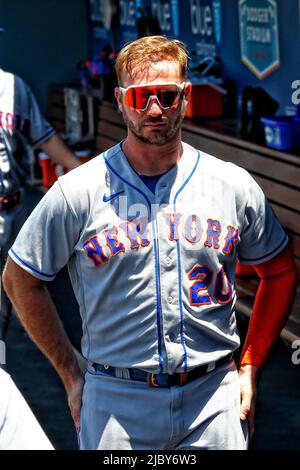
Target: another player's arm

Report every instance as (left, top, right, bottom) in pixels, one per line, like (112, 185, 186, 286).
(2, 257, 84, 430)
(238, 245, 297, 439)
(40, 134, 81, 171)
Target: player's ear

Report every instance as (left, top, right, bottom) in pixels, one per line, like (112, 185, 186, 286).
(182, 82, 192, 113)
(115, 87, 123, 112)
(183, 82, 192, 105)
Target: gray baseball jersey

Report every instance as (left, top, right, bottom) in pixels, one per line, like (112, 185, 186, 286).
(9, 142, 288, 374)
(0, 68, 55, 192)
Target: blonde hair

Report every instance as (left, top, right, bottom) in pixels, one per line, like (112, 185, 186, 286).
(115, 35, 189, 86)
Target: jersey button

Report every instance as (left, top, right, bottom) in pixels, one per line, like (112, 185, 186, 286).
(165, 256, 172, 265)
(167, 296, 174, 304)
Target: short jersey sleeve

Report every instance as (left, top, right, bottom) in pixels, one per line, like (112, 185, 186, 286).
(9, 181, 81, 281)
(237, 171, 288, 264)
(24, 82, 55, 147)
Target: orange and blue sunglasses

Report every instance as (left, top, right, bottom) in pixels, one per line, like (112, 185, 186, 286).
(119, 82, 186, 111)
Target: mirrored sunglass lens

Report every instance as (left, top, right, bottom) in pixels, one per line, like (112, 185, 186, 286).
(125, 85, 181, 109)
(157, 90, 178, 108)
(124, 89, 147, 109)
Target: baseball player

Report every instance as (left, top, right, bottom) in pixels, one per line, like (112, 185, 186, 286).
(0, 26, 81, 339)
(2, 36, 297, 450)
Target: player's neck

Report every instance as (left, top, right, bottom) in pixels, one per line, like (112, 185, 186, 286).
(122, 130, 183, 176)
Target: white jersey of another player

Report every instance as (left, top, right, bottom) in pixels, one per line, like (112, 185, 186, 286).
(0, 368, 53, 450)
(0, 68, 55, 194)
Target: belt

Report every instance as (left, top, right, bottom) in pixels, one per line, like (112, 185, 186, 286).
(91, 353, 233, 388)
(0, 192, 21, 211)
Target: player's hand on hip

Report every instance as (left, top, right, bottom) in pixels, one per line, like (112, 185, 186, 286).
(238, 364, 259, 441)
(66, 374, 85, 431)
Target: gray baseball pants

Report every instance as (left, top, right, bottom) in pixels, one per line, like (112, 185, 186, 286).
(78, 358, 248, 450)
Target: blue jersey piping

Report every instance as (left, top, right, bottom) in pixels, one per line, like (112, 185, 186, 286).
(173, 151, 201, 373)
(32, 129, 56, 147)
(104, 156, 165, 373)
(10, 248, 56, 278)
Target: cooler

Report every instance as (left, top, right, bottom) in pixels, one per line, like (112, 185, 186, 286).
(39, 150, 91, 189)
(185, 83, 226, 119)
(261, 116, 300, 150)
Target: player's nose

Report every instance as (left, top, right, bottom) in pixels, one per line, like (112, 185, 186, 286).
(146, 97, 163, 116)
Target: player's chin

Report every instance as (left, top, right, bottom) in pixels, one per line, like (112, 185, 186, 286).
(142, 125, 179, 144)
(141, 131, 174, 145)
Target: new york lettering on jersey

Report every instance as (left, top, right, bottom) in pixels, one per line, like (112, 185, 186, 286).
(83, 205, 239, 310)
(0, 111, 29, 134)
(83, 214, 239, 265)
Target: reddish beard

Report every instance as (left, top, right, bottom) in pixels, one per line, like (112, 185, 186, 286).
(122, 109, 184, 145)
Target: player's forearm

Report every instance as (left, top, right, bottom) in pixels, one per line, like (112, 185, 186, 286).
(3, 262, 82, 389)
(240, 247, 298, 368)
(40, 134, 81, 170)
